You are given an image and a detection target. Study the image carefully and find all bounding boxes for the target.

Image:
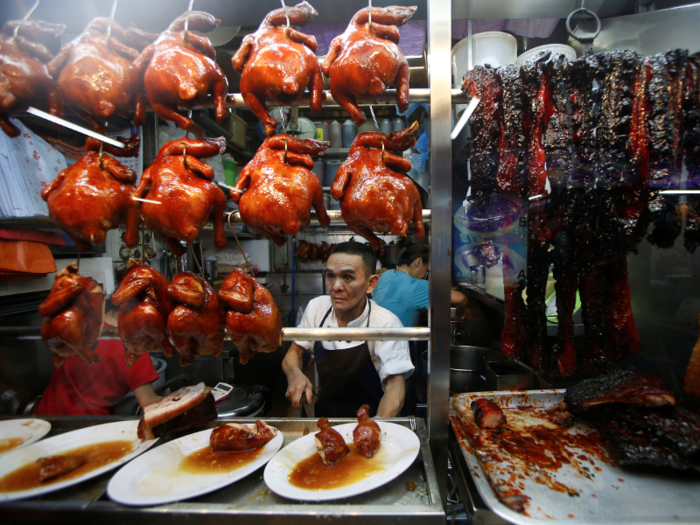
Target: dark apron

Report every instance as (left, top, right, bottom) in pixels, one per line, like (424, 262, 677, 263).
(313, 302, 384, 418)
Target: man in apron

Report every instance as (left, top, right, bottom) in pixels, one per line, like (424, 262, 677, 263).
(282, 241, 414, 418)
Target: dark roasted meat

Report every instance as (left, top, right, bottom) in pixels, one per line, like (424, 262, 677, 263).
(686, 313, 700, 398)
(37, 455, 87, 482)
(137, 383, 217, 439)
(563, 371, 676, 414)
(496, 64, 527, 196)
(210, 421, 277, 453)
(471, 398, 507, 429)
(353, 404, 381, 458)
(315, 417, 349, 467)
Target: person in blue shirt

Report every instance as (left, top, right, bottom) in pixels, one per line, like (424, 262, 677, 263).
(373, 244, 469, 327)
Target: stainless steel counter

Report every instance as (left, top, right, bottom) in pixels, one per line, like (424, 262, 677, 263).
(0, 415, 445, 525)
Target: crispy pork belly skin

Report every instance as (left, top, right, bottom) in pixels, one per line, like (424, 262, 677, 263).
(37, 455, 87, 481)
(137, 391, 217, 439)
(471, 399, 507, 429)
(210, 421, 276, 453)
(564, 371, 676, 414)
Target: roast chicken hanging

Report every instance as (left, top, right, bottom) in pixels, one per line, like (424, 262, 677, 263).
(111, 259, 175, 366)
(217, 269, 282, 365)
(321, 5, 415, 126)
(134, 11, 228, 134)
(166, 272, 225, 366)
(331, 121, 424, 251)
(41, 136, 141, 252)
(39, 263, 105, 368)
(232, 1, 322, 137)
(231, 134, 330, 246)
(0, 19, 64, 137)
(134, 137, 228, 256)
(48, 18, 156, 132)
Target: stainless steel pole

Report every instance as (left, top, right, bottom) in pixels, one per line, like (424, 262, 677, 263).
(428, 0, 452, 508)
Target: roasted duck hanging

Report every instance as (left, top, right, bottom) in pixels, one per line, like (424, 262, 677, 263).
(231, 134, 330, 246)
(0, 19, 64, 137)
(41, 136, 141, 253)
(48, 18, 156, 132)
(39, 263, 105, 367)
(331, 121, 424, 251)
(111, 259, 175, 366)
(321, 5, 415, 126)
(166, 272, 225, 366)
(134, 137, 228, 256)
(232, 1, 322, 137)
(217, 269, 282, 365)
(134, 11, 228, 134)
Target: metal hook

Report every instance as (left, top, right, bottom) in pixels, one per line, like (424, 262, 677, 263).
(279, 106, 286, 133)
(368, 0, 373, 33)
(189, 243, 204, 277)
(98, 141, 104, 170)
(284, 139, 288, 163)
(368, 103, 380, 131)
(227, 212, 255, 277)
(381, 141, 385, 163)
(106, 0, 118, 48)
(566, 0, 601, 48)
(182, 141, 188, 170)
(184, 10, 192, 43)
(14, 0, 40, 40)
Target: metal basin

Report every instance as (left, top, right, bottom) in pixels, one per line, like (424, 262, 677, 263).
(450, 346, 488, 394)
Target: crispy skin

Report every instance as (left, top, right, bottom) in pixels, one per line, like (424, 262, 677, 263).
(564, 371, 676, 414)
(315, 417, 349, 467)
(210, 421, 277, 453)
(471, 398, 507, 429)
(138, 386, 217, 439)
(217, 269, 282, 365)
(353, 404, 381, 458)
(37, 455, 87, 482)
(231, 135, 330, 246)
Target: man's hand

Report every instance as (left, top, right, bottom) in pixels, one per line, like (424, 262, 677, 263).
(282, 342, 313, 408)
(376, 374, 405, 417)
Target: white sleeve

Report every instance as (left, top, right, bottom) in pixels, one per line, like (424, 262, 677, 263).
(375, 339, 414, 385)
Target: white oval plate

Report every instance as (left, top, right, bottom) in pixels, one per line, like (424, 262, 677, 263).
(0, 420, 156, 502)
(0, 419, 51, 456)
(107, 425, 283, 506)
(264, 422, 420, 502)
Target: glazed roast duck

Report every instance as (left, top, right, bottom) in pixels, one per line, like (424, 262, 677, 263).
(0, 19, 64, 137)
(111, 259, 175, 366)
(321, 5, 415, 126)
(232, 1, 323, 137)
(39, 263, 105, 368)
(47, 17, 156, 132)
(134, 136, 228, 257)
(134, 11, 228, 134)
(41, 136, 142, 253)
(231, 134, 330, 246)
(331, 121, 424, 251)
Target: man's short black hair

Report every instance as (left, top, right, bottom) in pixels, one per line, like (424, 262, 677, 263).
(329, 241, 377, 279)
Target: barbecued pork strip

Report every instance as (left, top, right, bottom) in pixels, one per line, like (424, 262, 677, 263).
(496, 64, 527, 196)
(685, 313, 700, 398)
(471, 398, 507, 429)
(563, 370, 676, 414)
(603, 256, 640, 361)
(682, 55, 700, 254)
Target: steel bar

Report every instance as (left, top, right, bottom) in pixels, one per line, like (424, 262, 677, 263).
(0, 326, 431, 342)
(225, 209, 432, 226)
(25, 107, 125, 148)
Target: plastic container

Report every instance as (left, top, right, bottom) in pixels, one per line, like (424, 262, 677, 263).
(393, 117, 405, 132)
(329, 120, 342, 148)
(322, 122, 330, 143)
(451, 31, 517, 87)
(222, 154, 237, 186)
(380, 118, 392, 135)
(358, 121, 376, 134)
(516, 44, 577, 68)
(313, 121, 325, 140)
(325, 159, 342, 186)
(311, 159, 325, 183)
(342, 119, 357, 148)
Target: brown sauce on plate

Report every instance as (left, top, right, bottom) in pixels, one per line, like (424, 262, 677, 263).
(289, 444, 385, 490)
(0, 440, 134, 492)
(179, 446, 264, 474)
(0, 437, 24, 454)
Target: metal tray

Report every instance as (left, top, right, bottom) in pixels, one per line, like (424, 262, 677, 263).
(0, 415, 444, 525)
(450, 390, 700, 525)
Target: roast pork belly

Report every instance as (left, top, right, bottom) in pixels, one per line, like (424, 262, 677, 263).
(210, 421, 277, 453)
(315, 417, 349, 467)
(471, 398, 507, 429)
(37, 455, 87, 482)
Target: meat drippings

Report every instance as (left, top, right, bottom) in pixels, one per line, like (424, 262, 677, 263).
(0, 437, 24, 454)
(0, 440, 133, 492)
(179, 446, 263, 474)
(289, 444, 384, 490)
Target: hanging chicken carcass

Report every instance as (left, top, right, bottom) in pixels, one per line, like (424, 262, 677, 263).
(48, 18, 156, 132)
(0, 19, 64, 137)
(231, 134, 330, 246)
(134, 137, 228, 256)
(134, 11, 228, 133)
(41, 136, 141, 253)
(331, 121, 424, 251)
(232, 1, 322, 137)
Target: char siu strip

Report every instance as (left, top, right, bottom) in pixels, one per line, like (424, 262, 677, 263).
(472, 398, 507, 429)
(496, 64, 527, 196)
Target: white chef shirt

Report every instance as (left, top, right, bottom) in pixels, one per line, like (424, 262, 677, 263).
(295, 296, 415, 386)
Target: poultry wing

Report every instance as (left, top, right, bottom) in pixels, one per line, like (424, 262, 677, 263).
(210, 421, 277, 452)
(41, 136, 141, 253)
(321, 5, 415, 126)
(48, 18, 156, 132)
(231, 134, 330, 246)
(111, 259, 175, 366)
(331, 121, 424, 251)
(0, 19, 64, 137)
(232, 1, 322, 137)
(166, 272, 225, 366)
(353, 404, 381, 458)
(217, 269, 282, 365)
(134, 137, 228, 256)
(134, 11, 228, 134)
(39, 263, 105, 367)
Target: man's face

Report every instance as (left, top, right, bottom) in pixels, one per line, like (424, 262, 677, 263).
(325, 253, 378, 315)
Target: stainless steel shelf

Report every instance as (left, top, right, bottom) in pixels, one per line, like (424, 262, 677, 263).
(226, 209, 432, 226)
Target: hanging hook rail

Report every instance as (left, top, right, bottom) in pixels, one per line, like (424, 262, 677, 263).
(14, 0, 40, 40)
